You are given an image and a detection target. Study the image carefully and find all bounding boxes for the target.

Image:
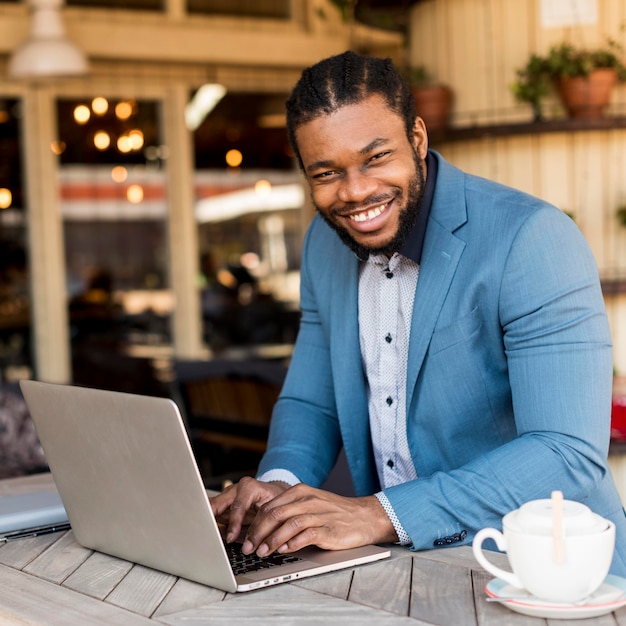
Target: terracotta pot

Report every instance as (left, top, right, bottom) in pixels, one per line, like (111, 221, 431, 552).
(557, 68, 617, 118)
(411, 84, 453, 130)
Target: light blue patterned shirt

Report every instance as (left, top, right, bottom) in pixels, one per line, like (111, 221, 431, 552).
(359, 252, 420, 544)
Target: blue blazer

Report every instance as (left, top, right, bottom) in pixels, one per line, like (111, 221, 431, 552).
(259, 151, 626, 574)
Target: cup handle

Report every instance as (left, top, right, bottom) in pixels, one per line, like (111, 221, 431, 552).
(472, 527, 524, 589)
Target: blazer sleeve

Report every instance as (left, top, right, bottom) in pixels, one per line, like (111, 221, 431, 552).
(257, 220, 344, 486)
(384, 206, 619, 550)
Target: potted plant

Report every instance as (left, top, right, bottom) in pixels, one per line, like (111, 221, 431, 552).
(404, 65, 454, 130)
(511, 54, 552, 121)
(511, 39, 626, 119)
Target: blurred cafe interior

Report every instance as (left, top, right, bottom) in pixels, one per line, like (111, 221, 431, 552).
(1, 0, 626, 487)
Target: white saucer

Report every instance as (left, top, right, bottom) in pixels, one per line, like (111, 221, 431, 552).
(485, 575, 626, 619)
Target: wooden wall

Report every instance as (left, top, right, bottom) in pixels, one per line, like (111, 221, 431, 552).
(408, 0, 626, 374)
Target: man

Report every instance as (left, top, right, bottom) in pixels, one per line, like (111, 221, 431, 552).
(211, 51, 626, 574)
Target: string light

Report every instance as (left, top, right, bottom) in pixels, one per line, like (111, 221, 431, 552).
(128, 130, 144, 150)
(50, 141, 66, 155)
(226, 149, 243, 167)
(117, 135, 133, 153)
(126, 184, 144, 203)
(93, 131, 111, 150)
(0, 188, 12, 209)
(111, 166, 128, 183)
(115, 101, 133, 121)
(92, 97, 108, 115)
(73, 104, 90, 124)
(254, 179, 272, 196)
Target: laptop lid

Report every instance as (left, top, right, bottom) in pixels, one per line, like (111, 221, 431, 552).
(20, 380, 389, 592)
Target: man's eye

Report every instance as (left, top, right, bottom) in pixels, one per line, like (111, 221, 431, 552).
(370, 151, 390, 162)
(314, 170, 336, 179)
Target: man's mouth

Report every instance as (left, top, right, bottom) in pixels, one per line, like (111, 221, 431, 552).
(348, 202, 388, 223)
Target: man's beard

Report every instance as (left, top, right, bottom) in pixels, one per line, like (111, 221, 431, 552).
(315, 152, 426, 260)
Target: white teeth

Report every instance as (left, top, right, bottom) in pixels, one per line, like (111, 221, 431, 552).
(349, 204, 387, 222)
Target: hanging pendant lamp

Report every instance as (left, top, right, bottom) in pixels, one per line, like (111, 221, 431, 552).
(8, 0, 89, 79)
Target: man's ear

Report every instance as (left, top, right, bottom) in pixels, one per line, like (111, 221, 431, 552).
(412, 116, 429, 159)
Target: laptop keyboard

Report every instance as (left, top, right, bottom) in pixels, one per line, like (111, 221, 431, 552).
(226, 542, 303, 576)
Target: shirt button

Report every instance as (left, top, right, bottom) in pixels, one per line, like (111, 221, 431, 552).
(386, 396, 393, 406)
(386, 271, 394, 279)
(385, 333, 392, 343)
(387, 459, 394, 468)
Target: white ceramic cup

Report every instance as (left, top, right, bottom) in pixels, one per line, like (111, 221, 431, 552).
(472, 498, 615, 603)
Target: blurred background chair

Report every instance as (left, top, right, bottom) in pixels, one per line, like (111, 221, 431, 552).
(173, 357, 356, 495)
(173, 358, 287, 489)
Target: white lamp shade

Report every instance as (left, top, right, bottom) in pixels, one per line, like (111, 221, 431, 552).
(8, 0, 89, 79)
(9, 39, 88, 79)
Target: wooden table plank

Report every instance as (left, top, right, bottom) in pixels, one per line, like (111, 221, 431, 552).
(613, 606, 626, 625)
(294, 567, 353, 598)
(0, 563, 155, 626)
(293, 545, 417, 601)
(23, 530, 92, 583)
(63, 550, 134, 599)
(412, 545, 509, 570)
(105, 563, 177, 617)
(156, 582, 427, 626)
(410, 556, 477, 626)
(152, 577, 226, 618)
(348, 554, 413, 616)
(0, 530, 67, 569)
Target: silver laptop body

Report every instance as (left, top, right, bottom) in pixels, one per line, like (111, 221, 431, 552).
(20, 380, 390, 592)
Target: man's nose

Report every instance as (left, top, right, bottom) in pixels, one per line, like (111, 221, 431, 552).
(337, 169, 377, 204)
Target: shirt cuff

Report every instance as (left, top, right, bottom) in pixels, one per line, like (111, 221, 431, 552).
(375, 491, 412, 546)
(256, 469, 301, 486)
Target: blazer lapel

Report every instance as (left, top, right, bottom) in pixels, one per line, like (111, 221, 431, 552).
(406, 157, 467, 409)
(328, 246, 379, 495)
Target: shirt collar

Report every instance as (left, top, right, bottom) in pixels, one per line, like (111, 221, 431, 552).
(397, 150, 436, 265)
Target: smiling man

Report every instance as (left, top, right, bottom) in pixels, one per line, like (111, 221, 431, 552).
(210, 51, 626, 575)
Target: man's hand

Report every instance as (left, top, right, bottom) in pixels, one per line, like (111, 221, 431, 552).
(213, 480, 398, 556)
(210, 476, 290, 544)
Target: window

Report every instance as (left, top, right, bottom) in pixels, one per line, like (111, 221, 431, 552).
(191, 91, 302, 350)
(0, 98, 30, 381)
(57, 97, 171, 395)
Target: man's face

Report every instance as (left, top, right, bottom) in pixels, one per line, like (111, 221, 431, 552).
(295, 94, 429, 257)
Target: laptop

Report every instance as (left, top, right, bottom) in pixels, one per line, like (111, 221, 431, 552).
(0, 491, 68, 537)
(19, 379, 390, 592)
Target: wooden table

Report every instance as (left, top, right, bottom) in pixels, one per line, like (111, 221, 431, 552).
(1, 474, 624, 625)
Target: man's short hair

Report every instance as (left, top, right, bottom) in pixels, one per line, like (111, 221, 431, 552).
(286, 50, 417, 169)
